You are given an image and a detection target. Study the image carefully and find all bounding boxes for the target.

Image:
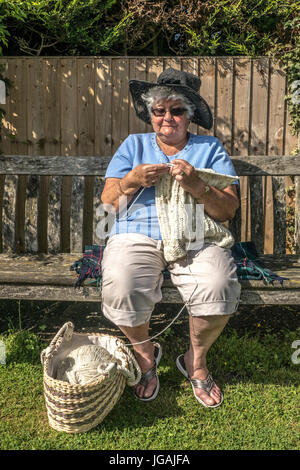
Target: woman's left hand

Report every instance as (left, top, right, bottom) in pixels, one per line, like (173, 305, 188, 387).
(169, 159, 206, 199)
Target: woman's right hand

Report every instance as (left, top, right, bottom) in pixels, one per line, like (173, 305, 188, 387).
(101, 163, 170, 212)
(126, 163, 170, 189)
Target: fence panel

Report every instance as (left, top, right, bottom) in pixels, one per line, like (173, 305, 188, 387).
(0, 56, 297, 254)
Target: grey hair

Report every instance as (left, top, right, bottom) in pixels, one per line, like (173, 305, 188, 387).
(141, 86, 195, 119)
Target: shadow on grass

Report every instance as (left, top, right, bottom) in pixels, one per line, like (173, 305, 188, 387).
(1, 299, 299, 393)
(0, 299, 298, 336)
(99, 379, 184, 433)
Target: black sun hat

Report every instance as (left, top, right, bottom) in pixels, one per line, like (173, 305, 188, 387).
(129, 67, 213, 130)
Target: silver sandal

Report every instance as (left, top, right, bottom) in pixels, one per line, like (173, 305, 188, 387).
(176, 354, 223, 408)
(134, 343, 162, 402)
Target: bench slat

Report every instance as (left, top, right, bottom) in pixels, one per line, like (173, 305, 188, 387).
(0, 155, 111, 176)
(0, 253, 300, 305)
(1, 283, 300, 304)
(1, 155, 300, 176)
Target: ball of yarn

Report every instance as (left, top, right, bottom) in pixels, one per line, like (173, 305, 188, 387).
(56, 345, 116, 385)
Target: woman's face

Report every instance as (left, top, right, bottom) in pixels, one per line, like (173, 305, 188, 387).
(150, 98, 190, 143)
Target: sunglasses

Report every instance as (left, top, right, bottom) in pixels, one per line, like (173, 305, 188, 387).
(151, 107, 187, 117)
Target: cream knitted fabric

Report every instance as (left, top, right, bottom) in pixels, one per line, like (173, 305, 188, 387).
(155, 169, 239, 263)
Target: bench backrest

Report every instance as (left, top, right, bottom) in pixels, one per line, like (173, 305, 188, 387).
(0, 154, 299, 255)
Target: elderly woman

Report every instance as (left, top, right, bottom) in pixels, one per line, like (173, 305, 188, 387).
(100, 68, 241, 407)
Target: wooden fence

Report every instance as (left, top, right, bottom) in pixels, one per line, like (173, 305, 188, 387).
(0, 56, 298, 254)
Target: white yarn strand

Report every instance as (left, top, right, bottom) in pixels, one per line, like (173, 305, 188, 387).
(125, 301, 187, 347)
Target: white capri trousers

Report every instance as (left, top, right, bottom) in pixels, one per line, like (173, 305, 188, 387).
(101, 233, 241, 327)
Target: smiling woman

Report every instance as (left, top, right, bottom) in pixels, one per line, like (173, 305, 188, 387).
(100, 68, 241, 408)
(149, 97, 191, 157)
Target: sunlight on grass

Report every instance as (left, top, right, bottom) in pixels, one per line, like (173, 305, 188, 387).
(0, 326, 299, 450)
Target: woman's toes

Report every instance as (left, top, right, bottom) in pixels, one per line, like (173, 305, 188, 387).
(194, 383, 222, 406)
(196, 389, 217, 406)
(134, 384, 144, 398)
(210, 386, 221, 401)
(135, 376, 157, 399)
(143, 377, 157, 398)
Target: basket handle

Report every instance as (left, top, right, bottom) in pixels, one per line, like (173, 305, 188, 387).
(116, 342, 142, 386)
(41, 322, 74, 365)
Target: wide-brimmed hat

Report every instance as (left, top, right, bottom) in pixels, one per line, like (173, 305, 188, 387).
(129, 67, 213, 130)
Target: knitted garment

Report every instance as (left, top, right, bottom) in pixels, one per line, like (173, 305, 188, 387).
(155, 168, 239, 263)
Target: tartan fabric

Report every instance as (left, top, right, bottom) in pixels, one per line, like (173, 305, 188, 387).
(231, 241, 289, 285)
(70, 245, 105, 289)
(71, 241, 288, 288)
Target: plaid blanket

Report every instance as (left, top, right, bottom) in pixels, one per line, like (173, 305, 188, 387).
(231, 241, 289, 285)
(70, 245, 104, 289)
(70, 241, 288, 288)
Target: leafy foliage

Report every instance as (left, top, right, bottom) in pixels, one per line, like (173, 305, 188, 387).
(0, 0, 298, 58)
(0, 0, 131, 56)
(120, 0, 299, 57)
(1, 329, 42, 364)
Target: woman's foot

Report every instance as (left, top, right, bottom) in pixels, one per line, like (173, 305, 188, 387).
(177, 353, 223, 407)
(134, 343, 162, 401)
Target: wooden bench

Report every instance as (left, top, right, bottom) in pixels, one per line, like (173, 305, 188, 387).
(0, 153, 300, 305)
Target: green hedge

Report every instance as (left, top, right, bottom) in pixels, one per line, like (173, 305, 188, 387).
(0, 0, 298, 57)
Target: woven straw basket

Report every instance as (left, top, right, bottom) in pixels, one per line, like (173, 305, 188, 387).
(41, 322, 141, 433)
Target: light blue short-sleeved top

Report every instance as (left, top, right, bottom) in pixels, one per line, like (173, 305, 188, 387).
(104, 132, 238, 240)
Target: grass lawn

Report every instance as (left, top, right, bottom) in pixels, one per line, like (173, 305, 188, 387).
(0, 300, 299, 451)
